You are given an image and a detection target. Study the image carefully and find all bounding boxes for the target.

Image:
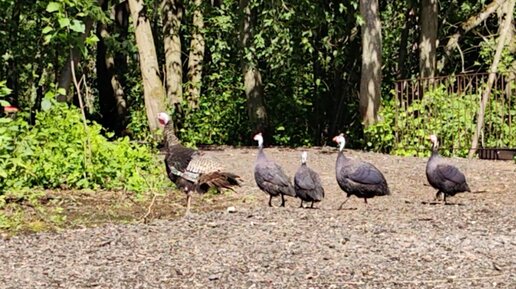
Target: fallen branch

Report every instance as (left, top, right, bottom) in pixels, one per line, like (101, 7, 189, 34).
(438, 0, 506, 71)
(141, 193, 158, 224)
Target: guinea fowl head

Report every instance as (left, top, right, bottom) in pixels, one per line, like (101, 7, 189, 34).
(429, 134, 439, 148)
(253, 133, 264, 148)
(157, 112, 170, 126)
(332, 133, 346, 151)
(301, 151, 308, 164)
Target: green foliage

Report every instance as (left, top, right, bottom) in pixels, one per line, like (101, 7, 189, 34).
(178, 1, 250, 146)
(0, 99, 167, 194)
(366, 84, 516, 157)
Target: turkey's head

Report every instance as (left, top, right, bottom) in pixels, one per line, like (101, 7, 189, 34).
(332, 133, 346, 151)
(158, 112, 170, 126)
(253, 133, 263, 148)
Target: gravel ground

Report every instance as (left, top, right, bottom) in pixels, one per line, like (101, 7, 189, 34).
(1, 147, 515, 288)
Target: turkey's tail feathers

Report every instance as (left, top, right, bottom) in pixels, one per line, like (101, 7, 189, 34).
(197, 171, 242, 194)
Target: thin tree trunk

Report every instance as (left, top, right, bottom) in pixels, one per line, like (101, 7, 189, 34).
(419, 0, 438, 79)
(162, 0, 184, 119)
(6, 1, 21, 106)
(56, 15, 96, 103)
(468, 0, 515, 158)
(186, 0, 204, 108)
(128, 0, 166, 132)
(96, 2, 127, 134)
(359, 0, 382, 126)
(437, 0, 506, 72)
(397, 1, 415, 79)
(239, 0, 267, 132)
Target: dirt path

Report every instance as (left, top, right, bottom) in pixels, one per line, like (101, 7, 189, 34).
(1, 147, 515, 288)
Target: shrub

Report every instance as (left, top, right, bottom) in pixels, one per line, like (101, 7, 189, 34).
(365, 84, 515, 157)
(0, 99, 167, 194)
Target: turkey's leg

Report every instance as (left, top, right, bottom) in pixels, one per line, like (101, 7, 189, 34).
(364, 198, 368, 204)
(310, 201, 314, 209)
(434, 190, 443, 201)
(185, 192, 192, 215)
(280, 194, 285, 207)
(299, 200, 304, 208)
(268, 195, 273, 207)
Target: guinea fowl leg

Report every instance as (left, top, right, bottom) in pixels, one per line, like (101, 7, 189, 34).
(268, 195, 273, 207)
(280, 194, 286, 207)
(310, 201, 315, 209)
(338, 197, 350, 210)
(299, 200, 304, 208)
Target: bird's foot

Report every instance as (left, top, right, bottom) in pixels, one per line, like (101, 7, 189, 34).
(444, 202, 465, 206)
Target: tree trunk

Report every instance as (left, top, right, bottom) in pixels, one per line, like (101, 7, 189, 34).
(239, 0, 268, 133)
(397, 1, 415, 79)
(96, 0, 128, 134)
(162, 0, 184, 119)
(359, 0, 382, 126)
(468, 0, 515, 158)
(56, 12, 97, 103)
(437, 0, 505, 72)
(128, 0, 166, 132)
(6, 1, 21, 106)
(186, 0, 205, 108)
(419, 0, 438, 79)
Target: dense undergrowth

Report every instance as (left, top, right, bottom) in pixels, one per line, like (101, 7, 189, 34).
(0, 98, 168, 195)
(365, 85, 516, 157)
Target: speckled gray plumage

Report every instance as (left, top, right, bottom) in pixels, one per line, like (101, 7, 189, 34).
(294, 160, 324, 208)
(426, 141, 470, 202)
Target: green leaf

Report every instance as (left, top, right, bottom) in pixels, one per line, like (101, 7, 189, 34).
(41, 99, 52, 111)
(43, 34, 53, 44)
(57, 88, 66, 95)
(0, 100, 10, 106)
(58, 18, 70, 28)
(46, 2, 61, 13)
(42, 26, 53, 34)
(70, 20, 85, 33)
(85, 34, 99, 46)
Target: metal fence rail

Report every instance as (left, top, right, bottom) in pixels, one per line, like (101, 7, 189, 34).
(393, 72, 515, 157)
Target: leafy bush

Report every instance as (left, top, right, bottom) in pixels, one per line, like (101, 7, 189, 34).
(365, 85, 497, 157)
(0, 99, 167, 194)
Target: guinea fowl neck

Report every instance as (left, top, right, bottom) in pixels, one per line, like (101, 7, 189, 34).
(257, 145, 266, 160)
(431, 141, 439, 157)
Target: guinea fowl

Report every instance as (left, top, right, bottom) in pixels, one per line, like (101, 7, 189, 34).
(158, 112, 241, 214)
(253, 133, 296, 207)
(426, 134, 470, 204)
(333, 133, 390, 207)
(294, 151, 325, 208)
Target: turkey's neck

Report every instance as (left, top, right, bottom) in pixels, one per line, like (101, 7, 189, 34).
(164, 122, 181, 150)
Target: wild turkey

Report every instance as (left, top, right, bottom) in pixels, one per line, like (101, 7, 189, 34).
(253, 133, 296, 207)
(294, 151, 325, 208)
(158, 112, 241, 214)
(426, 134, 470, 204)
(333, 133, 390, 208)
